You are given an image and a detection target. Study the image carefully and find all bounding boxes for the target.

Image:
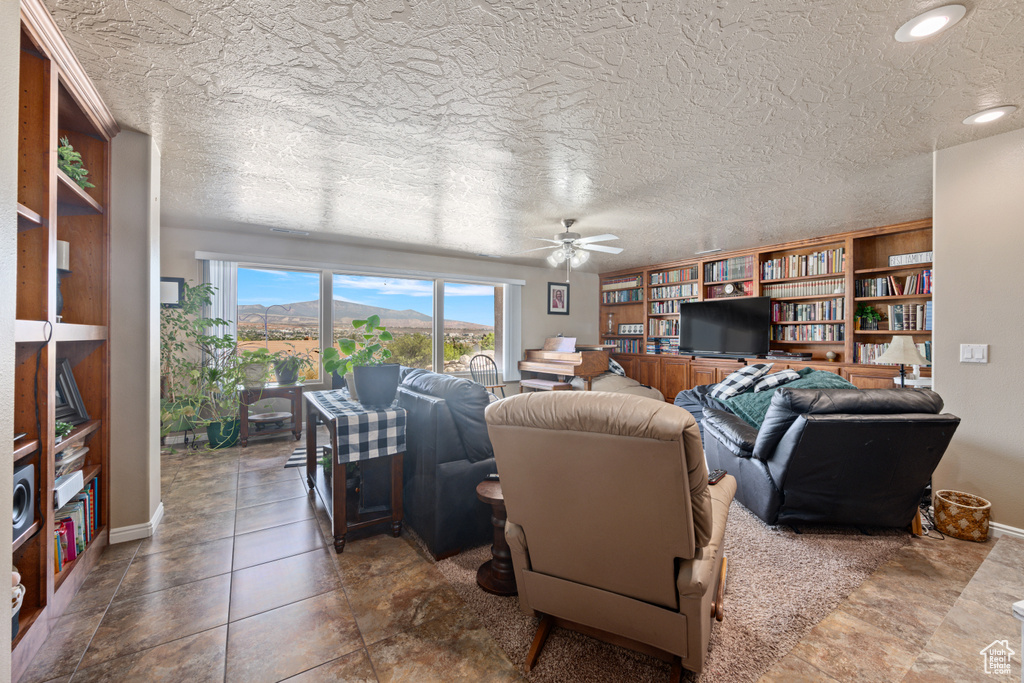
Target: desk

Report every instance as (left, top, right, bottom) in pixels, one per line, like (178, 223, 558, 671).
(239, 383, 303, 447)
(304, 390, 406, 552)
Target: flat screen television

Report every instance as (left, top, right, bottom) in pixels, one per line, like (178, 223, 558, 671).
(679, 297, 771, 357)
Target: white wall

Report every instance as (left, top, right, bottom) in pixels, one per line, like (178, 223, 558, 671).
(160, 226, 600, 370)
(109, 132, 163, 537)
(1, 0, 20, 665)
(933, 126, 1024, 531)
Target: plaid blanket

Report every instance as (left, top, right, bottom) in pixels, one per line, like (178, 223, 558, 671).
(305, 390, 407, 464)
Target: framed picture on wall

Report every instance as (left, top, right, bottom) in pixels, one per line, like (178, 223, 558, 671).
(547, 282, 570, 315)
(160, 277, 185, 307)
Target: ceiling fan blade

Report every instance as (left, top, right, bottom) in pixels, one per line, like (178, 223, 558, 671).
(516, 245, 559, 254)
(576, 233, 619, 244)
(581, 244, 623, 254)
(532, 237, 564, 244)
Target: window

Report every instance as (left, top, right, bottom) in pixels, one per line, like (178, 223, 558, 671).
(332, 274, 434, 370)
(442, 282, 502, 375)
(236, 266, 321, 381)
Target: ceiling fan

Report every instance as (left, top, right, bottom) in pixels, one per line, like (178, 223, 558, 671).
(522, 219, 623, 280)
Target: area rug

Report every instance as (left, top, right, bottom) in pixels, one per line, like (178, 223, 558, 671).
(284, 445, 324, 468)
(432, 501, 911, 682)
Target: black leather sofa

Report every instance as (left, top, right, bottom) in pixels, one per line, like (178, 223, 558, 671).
(702, 388, 959, 528)
(395, 367, 497, 559)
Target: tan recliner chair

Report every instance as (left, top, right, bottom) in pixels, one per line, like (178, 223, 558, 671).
(485, 391, 736, 679)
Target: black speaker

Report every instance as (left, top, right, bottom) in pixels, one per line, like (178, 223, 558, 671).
(13, 463, 35, 539)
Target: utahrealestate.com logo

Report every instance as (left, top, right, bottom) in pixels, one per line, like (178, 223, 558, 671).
(980, 639, 1015, 675)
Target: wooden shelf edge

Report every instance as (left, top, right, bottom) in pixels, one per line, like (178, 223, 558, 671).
(54, 419, 100, 455)
(79, 463, 102, 486)
(705, 277, 754, 286)
(15, 318, 49, 343)
(13, 520, 41, 552)
(56, 170, 103, 214)
(14, 438, 40, 463)
(55, 322, 108, 342)
(770, 340, 844, 345)
(10, 603, 44, 650)
(854, 263, 932, 275)
(854, 330, 931, 335)
(599, 300, 644, 306)
(772, 320, 845, 325)
(760, 272, 846, 284)
(854, 294, 932, 302)
(17, 202, 45, 229)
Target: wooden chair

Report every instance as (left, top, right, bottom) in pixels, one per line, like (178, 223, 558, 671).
(469, 354, 505, 398)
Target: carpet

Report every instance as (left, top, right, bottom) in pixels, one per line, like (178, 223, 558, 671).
(284, 446, 324, 468)
(431, 501, 911, 682)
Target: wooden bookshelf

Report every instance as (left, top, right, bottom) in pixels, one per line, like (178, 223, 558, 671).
(598, 219, 932, 398)
(10, 3, 118, 678)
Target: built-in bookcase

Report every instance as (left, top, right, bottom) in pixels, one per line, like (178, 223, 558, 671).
(12, 3, 118, 679)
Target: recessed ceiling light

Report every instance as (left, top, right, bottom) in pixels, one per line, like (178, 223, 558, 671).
(963, 105, 1017, 125)
(895, 5, 966, 42)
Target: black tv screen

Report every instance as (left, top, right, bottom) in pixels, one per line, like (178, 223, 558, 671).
(679, 297, 770, 357)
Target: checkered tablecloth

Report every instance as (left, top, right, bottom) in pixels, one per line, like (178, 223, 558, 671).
(305, 390, 406, 465)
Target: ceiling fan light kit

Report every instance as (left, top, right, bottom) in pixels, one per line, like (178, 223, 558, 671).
(532, 218, 623, 281)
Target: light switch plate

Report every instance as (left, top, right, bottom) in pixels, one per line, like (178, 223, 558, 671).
(959, 344, 989, 363)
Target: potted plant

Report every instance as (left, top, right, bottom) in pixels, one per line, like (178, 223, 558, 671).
(238, 347, 276, 388)
(273, 345, 316, 385)
(855, 303, 883, 331)
(160, 281, 249, 449)
(322, 315, 399, 407)
(55, 421, 73, 444)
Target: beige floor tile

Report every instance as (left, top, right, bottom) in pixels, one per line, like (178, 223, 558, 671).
(232, 518, 325, 570)
(229, 547, 341, 621)
(116, 537, 234, 601)
(284, 648, 378, 682)
(71, 625, 227, 683)
(17, 607, 105, 683)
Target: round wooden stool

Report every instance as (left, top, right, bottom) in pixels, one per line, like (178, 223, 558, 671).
(475, 479, 518, 596)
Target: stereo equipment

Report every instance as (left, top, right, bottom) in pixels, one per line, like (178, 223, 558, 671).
(13, 464, 35, 539)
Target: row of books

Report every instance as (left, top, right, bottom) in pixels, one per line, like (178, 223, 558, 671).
(602, 275, 643, 291)
(855, 270, 933, 297)
(770, 324, 845, 342)
(54, 478, 99, 574)
(855, 341, 932, 364)
(705, 281, 754, 299)
(887, 302, 933, 331)
(762, 277, 844, 298)
(649, 318, 679, 337)
(649, 266, 698, 284)
(650, 283, 698, 299)
(646, 339, 680, 355)
(772, 298, 845, 322)
(761, 247, 845, 280)
(704, 255, 754, 283)
(601, 289, 643, 304)
(649, 300, 681, 315)
(608, 338, 642, 354)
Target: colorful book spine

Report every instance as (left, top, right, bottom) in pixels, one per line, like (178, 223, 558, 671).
(762, 278, 844, 298)
(761, 247, 845, 280)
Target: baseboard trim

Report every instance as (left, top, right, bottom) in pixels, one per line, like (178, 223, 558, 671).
(989, 521, 1024, 541)
(109, 502, 164, 544)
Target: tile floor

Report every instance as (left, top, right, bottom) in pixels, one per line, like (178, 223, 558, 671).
(19, 431, 1023, 683)
(18, 432, 524, 683)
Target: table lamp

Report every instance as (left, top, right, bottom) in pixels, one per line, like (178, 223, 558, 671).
(874, 336, 930, 388)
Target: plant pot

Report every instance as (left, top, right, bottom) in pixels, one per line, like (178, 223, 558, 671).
(274, 362, 299, 385)
(331, 371, 346, 390)
(242, 362, 270, 388)
(344, 373, 358, 401)
(206, 419, 240, 449)
(353, 364, 400, 408)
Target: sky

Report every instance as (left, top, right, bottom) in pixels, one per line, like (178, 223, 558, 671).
(236, 268, 496, 325)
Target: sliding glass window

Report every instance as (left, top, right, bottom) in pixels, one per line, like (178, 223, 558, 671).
(442, 282, 502, 375)
(236, 266, 322, 381)
(332, 274, 434, 370)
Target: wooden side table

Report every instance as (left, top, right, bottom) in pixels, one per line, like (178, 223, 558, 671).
(239, 383, 303, 447)
(305, 390, 406, 553)
(476, 479, 517, 595)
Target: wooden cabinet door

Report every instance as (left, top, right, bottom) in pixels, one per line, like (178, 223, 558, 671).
(843, 366, 899, 389)
(690, 363, 717, 387)
(637, 357, 661, 389)
(660, 358, 691, 401)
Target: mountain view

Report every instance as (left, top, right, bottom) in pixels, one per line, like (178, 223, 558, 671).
(236, 300, 491, 335)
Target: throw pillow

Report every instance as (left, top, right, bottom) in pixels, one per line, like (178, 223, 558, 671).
(753, 369, 801, 392)
(608, 358, 627, 377)
(710, 363, 774, 400)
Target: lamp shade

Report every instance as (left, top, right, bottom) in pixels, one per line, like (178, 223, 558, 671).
(874, 336, 930, 366)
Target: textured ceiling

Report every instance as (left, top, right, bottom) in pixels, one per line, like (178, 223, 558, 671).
(48, 0, 1024, 271)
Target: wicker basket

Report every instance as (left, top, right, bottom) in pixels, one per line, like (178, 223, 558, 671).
(934, 490, 991, 542)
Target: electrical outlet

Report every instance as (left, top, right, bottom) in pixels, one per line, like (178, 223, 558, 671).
(959, 344, 989, 363)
